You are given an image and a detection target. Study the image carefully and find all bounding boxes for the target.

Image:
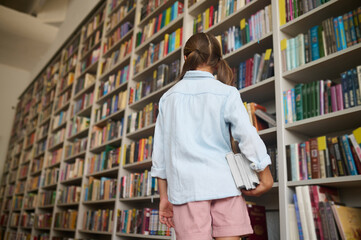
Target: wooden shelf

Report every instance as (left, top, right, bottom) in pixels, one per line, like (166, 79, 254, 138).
(106, 7, 136, 37)
(188, 0, 219, 16)
(103, 29, 134, 58)
(52, 121, 67, 133)
(90, 136, 123, 153)
(99, 55, 131, 81)
(75, 104, 92, 117)
(123, 159, 152, 171)
(119, 195, 160, 202)
(37, 204, 54, 209)
(126, 123, 155, 140)
(116, 233, 171, 239)
(78, 59, 99, 79)
(80, 41, 102, 62)
(64, 151, 86, 162)
(47, 141, 64, 152)
(54, 101, 70, 116)
(94, 109, 125, 128)
(79, 229, 112, 235)
(73, 82, 96, 100)
(86, 166, 119, 178)
(288, 175, 361, 188)
(60, 176, 82, 185)
(82, 199, 116, 205)
(42, 183, 57, 190)
(239, 77, 275, 103)
(53, 227, 76, 232)
(67, 127, 90, 141)
(57, 202, 79, 207)
(97, 81, 128, 104)
(138, 0, 176, 27)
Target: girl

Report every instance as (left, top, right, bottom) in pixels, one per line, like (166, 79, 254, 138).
(151, 32, 274, 240)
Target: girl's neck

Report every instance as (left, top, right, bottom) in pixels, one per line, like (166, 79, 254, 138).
(195, 64, 213, 74)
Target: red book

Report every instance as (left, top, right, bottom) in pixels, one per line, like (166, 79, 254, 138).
(310, 138, 321, 179)
(310, 186, 324, 240)
(180, 27, 183, 45)
(349, 143, 361, 174)
(246, 203, 268, 240)
(142, 208, 151, 235)
(157, 14, 162, 32)
(209, 5, 214, 28)
(178, 2, 184, 15)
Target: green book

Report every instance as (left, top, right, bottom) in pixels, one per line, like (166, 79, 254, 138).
(165, 8, 171, 25)
(315, 81, 320, 116)
(303, 83, 308, 119)
(307, 82, 313, 118)
(311, 82, 316, 117)
(318, 25, 325, 58)
(246, 23, 250, 43)
(295, 83, 303, 120)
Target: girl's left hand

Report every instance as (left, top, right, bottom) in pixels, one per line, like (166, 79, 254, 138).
(241, 166, 274, 197)
(159, 197, 175, 228)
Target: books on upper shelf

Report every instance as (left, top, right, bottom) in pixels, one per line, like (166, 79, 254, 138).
(74, 73, 96, 96)
(24, 193, 37, 209)
(129, 59, 180, 104)
(106, 0, 135, 31)
(281, 7, 361, 72)
(135, 1, 184, 47)
(243, 102, 274, 131)
(87, 146, 121, 175)
(46, 148, 62, 167)
(291, 185, 340, 240)
(117, 208, 171, 236)
(71, 91, 94, 117)
(38, 190, 56, 206)
(82, 209, 114, 232)
(126, 102, 158, 134)
(64, 137, 88, 158)
(104, 22, 133, 52)
(19, 164, 29, 179)
(58, 73, 74, 94)
(58, 186, 81, 204)
(98, 65, 129, 98)
(60, 53, 78, 78)
(267, 146, 278, 182)
(279, 0, 331, 26)
(140, 0, 167, 21)
(60, 158, 84, 182)
(119, 170, 158, 198)
(134, 27, 183, 76)
(34, 213, 52, 228)
(35, 139, 47, 156)
(27, 176, 40, 191)
(37, 122, 49, 141)
(123, 136, 153, 165)
(102, 36, 133, 74)
(286, 127, 361, 181)
(283, 66, 361, 124)
(41, 167, 59, 187)
(80, 47, 101, 74)
(0, 214, 8, 227)
(83, 8, 105, 40)
(68, 116, 90, 138)
(92, 119, 124, 147)
(20, 212, 34, 228)
(54, 210, 77, 230)
(55, 89, 72, 112)
(9, 213, 20, 227)
(12, 196, 23, 210)
(94, 90, 127, 122)
(53, 110, 68, 130)
(14, 181, 26, 195)
(232, 49, 274, 90)
(31, 158, 43, 175)
(84, 177, 117, 201)
(39, 105, 52, 123)
(42, 85, 55, 108)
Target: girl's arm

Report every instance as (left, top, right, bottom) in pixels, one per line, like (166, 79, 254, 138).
(158, 178, 175, 228)
(241, 166, 274, 197)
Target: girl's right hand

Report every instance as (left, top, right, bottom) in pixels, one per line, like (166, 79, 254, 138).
(241, 166, 274, 197)
(159, 197, 175, 228)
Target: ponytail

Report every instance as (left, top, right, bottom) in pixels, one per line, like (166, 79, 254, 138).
(217, 59, 234, 86)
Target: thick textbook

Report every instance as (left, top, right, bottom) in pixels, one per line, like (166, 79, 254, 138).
(225, 152, 259, 190)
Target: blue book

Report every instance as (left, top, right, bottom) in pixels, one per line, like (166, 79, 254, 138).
(241, 61, 246, 89)
(291, 88, 297, 121)
(338, 16, 347, 50)
(171, 31, 176, 52)
(352, 68, 361, 105)
(340, 72, 350, 109)
(170, 3, 175, 21)
(348, 69, 357, 107)
(333, 18, 342, 51)
(310, 26, 320, 61)
(283, 91, 288, 124)
(238, 62, 243, 89)
(161, 10, 166, 28)
(293, 194, 304, 240)
(341, 135, 358, 175)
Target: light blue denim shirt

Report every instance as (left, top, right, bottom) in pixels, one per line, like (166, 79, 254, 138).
(151, 70, 271, 205)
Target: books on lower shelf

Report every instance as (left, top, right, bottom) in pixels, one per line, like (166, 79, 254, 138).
(119, 170, 158, 198)
(54, 210, 78, 229)
(129, 59, 180, 104)
(281, 6, 361, 72)
(104, 21, 133, 52)
(87, 146, 121, 175)
(243, 102, 275, 131)
(283, 66, 361, 124)
(135, 1, 183, 47)
(38, 191, 56, 206)
(9, 213, 20, 227)
(19, 164, 29, 179)
(46, 148, 62, 167)
(28, 176, 40, 191)
(267, 146, 278, 182)
(58, 186, 81, 204)
(126, 103, 158, 134)
(48, 128, 66, 148)
(90, 118, 124, 148)
(124, 136, 153, 165)
(102, 38, 133, 76)
(80, 47, 101, 74)
(65, 137, 88, 158)
(12, 196, 23, 210)
(233, 49, 274, 90)
(75, 73, 96, 95)
(94, 90, 127, 122)
(34, 213, 52, 228)
(20, 212, 34, 228)
(106, 1, 135, 32)
(83, 7, 105, 40)
(60, 158, 84, 182)
(35, 139, 47, 156)
(53, 110, 68, 130)
(24, 193, 37, 209)
(41, 167, 60, 187)
(244, 203, 268, 240)
(82, 209, 114, 232)
(279, 0, 331, 25)
(134, 26, 183, 75)
(15, 181, 26, 195)
(117, 208, 171, 236)
(71, 91, 94, 116)
(140, 0, 166, 21)
(98, 65, 129, 99)
(68, 116, 90, 138)
(286, 127, 361, 180)
(84, 177, 117, 201)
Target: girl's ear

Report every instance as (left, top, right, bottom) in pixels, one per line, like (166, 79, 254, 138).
(184, 55, 187, 61)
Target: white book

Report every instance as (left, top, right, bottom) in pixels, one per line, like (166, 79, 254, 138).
(301, 186, 317, 240)
(295, 186, 310, 239)
(288, 204, 300, 240)
(290, 143, 300, 181)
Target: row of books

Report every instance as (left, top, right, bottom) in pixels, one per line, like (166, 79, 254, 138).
(286, 127, 361, 180)
(98, 65, 129, 99)
(104, 21, 133, 53)
(64, 137, 88, 158)
(62, 37, 79, 63)
(106, 0, 135, 33)
(34, 139, 46, 157)
(60, 158, 84, 182)
(267, 146, 278, 182)
(14, 181, 25, 194)
(94, 90, 127, 123)
(38, 190, 56, 206)
(233, 49, 274, 89)
(27, 176, 40, 191)
(281, 7, 361, 72)
(23, 193, 37, 209)
(42, 87, 55, 108)
(117, 208, 171, 236)
(58, 74, 73, 97)
(290, 185, 361, 240)
(133, 27, 183, 76)
(74, 73, 95, 96)
(68, 116, 90, 138)
(20, 212, 34, 228)
(123, 136, 153, 165)
(52, 110, 67, 131)
(12, 196, 23, 210)
(90, 119, 124, 148)
(39, 106, 52, 124)
(82, 209, 114, 233)
(34, 213, 52, 228)
(84, 177, 117, 201)
(82, 28, 102, 58)
(54, 89, 71, 112)
(54, 210, 77, 229)
(9, 213, 20, 227)
(58, 186, 81, 204)
(129, 60, 180, 104)
(80, 47, 101, 74)
(46, 148, 62, 167)
(72, 95, 93, 121)
(136, 1, 183, 47)
(19, 164, 29, 179)
(101, 36, 133, 74)
(48, 128, 65, 149)
(60, 54, 77, 78)
(140, 0, 167, 21)
(83, 7, 105, 40)
(283, 66, 361, 124)
(86, 146, 121, 175)
(41, 167, 59, 187)
(279, 0, 331, 25)
(126, 102, 158, 134)
(119, 170, 158, 198)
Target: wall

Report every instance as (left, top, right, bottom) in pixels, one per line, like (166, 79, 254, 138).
(0, 64, 30, 176)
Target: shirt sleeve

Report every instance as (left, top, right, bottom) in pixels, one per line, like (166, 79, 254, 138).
(224, 88, 271, 172)
(151, 101, 167, 179)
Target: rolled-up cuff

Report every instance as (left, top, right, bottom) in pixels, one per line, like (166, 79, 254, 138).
(151, 166, 167, 179)
(250, 155, 272, 172)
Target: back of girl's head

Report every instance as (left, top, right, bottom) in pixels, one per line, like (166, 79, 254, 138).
(178, 32, 233, 86)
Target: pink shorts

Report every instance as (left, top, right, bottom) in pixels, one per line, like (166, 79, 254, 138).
(173, 195, 253, 240)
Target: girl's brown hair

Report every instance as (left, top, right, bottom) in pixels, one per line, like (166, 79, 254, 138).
(178, 32, 233, 85)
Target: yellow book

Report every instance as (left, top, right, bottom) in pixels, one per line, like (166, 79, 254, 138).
(165, 8, 171, 25)
(175, 28, 181, 48)
(353, 127, 361, 144)
(205, 8, 209, 31)
(279, 0, 286, 26)
(122, 144, 127, 166)
(331, 203, 361, 240)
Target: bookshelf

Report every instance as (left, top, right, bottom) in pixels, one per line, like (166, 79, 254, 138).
(1, 0, 361, 239)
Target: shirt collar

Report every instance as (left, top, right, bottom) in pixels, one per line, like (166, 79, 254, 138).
(183, 70, 215, 80)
